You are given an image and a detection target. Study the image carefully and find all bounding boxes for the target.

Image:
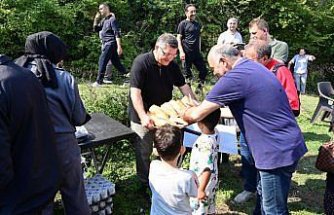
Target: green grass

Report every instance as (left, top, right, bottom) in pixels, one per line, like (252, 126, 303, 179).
(55, 82, 330, 214)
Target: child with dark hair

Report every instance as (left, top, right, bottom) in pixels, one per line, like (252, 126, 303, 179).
(190, 109, 221, 214)
(149, 124, 198, 214)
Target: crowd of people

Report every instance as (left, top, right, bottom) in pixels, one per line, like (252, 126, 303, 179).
(0, 2, 329, 215)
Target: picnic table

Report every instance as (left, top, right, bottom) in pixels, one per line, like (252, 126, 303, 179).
(78, 113, 137, 174)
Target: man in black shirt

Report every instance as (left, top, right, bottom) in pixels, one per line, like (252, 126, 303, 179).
(0, 55, 60, 214)
(129, 33, 196, 192)
(177, 4, 208, 93)
(92, 3, 127, 86)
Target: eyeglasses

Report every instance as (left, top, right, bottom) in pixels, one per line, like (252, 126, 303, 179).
(159, 47, 177, 58)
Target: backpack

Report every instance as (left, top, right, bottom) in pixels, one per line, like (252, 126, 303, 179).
(271, 63, 301, 117)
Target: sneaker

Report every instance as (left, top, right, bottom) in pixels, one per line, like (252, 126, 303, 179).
(103, 78, 113, 84)
(233, 190, 255, 204)
(123, 72, 131, 78)
(91, 82, 102, 87)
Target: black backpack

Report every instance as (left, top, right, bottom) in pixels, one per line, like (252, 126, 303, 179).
(271, 63, 301, 117)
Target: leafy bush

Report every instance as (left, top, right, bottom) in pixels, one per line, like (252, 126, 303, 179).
(79, 83, 129, 124)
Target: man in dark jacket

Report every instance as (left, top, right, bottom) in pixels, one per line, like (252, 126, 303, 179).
(0, 54, 60, 214)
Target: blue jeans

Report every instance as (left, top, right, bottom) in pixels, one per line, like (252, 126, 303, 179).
(97, 43, 126, 84)
(239, 132, 257, 192)
(294, 73, 307, 94)
(253, 161, 298, 215)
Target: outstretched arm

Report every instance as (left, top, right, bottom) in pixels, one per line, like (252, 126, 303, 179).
(183, 100, 220, 124)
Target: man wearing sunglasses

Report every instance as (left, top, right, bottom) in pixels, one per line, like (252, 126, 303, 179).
(129, 33, 197, 200)
(249, 18, 289, 64)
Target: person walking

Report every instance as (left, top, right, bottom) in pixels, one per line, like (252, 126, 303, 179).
(92, 3, 128, 86)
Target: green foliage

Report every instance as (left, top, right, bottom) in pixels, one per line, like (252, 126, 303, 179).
(1, 0, 334, 90)
(78, 83, 129, 124)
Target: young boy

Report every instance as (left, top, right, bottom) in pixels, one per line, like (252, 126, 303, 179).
(149, 124, 198, 214)
(190, 109, 221, 214)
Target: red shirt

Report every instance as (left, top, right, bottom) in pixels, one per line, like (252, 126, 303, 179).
(265, 59, 300, 111)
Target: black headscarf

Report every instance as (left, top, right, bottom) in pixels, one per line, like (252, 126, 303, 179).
(15, 31, 67, 88)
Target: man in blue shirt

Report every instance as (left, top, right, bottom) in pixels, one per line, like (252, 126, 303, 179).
(288, 48, 316, 94)
(183, 44, 307, 215)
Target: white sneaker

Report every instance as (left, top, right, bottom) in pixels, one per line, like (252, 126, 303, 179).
(103, 79, 113, 84)
(91, 82, 102, 87)
(123, 72, 131, 78)
(233, 190, 255, 204)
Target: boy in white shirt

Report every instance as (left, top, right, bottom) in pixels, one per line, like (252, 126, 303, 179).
(190, 109, 221, 214)
(149, 124, 198, 215)
(217, 17, 243, 45)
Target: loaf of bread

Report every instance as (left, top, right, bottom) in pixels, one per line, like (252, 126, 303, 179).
(169, 116, 188, 127)
(161, 102, 178, 117)
(148, 96, 198, 128)
(181, 95, 198, 107)
(149, 105, 169, 120)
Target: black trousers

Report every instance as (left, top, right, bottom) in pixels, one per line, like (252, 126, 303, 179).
(182, 51, 208, 82)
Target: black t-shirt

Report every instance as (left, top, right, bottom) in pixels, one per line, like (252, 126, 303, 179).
(129, 51, 186, 123)
(177, 19, 201, 53)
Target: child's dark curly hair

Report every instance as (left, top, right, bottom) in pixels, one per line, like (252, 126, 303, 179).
(154, 124, 182, 161)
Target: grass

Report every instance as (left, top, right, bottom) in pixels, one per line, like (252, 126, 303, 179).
(55, 82, 330, 214)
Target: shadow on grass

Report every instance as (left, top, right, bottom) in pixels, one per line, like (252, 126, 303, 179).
(289, 178, 325, 214)
(216, 157, 255, 215)
(297, 154, 324, 175)
(303, 131, 331, 142)
(113, 175, 151, 215)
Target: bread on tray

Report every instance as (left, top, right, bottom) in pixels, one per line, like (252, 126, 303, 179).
(148, 95, 199, 128)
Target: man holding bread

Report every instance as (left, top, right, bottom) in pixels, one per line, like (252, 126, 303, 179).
(129, 33, 197, 198)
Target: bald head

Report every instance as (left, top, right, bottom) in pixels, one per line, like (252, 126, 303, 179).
(208, 44, 241, 77)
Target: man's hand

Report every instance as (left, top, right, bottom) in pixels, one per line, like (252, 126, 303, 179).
(179, 51, 185, 61)
(140, 114, 155, 130)
(94, 12, 101, 20)
(117, 46, 123, 56)
(197, 190, 207, 201)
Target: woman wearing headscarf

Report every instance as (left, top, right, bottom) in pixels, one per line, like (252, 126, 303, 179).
(16, 31, 91, 215)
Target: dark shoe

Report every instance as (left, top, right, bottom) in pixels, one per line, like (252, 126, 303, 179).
(195, 82, 203, 94)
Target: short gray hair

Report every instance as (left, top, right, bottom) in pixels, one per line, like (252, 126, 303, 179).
(210, 44, 240, 61)
(245, 40, 271, 60)
(227, 17, 239, 24)
(156, 33, 178, 49)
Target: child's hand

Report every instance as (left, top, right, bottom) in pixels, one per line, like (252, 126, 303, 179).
(197, 190, 207, 201)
